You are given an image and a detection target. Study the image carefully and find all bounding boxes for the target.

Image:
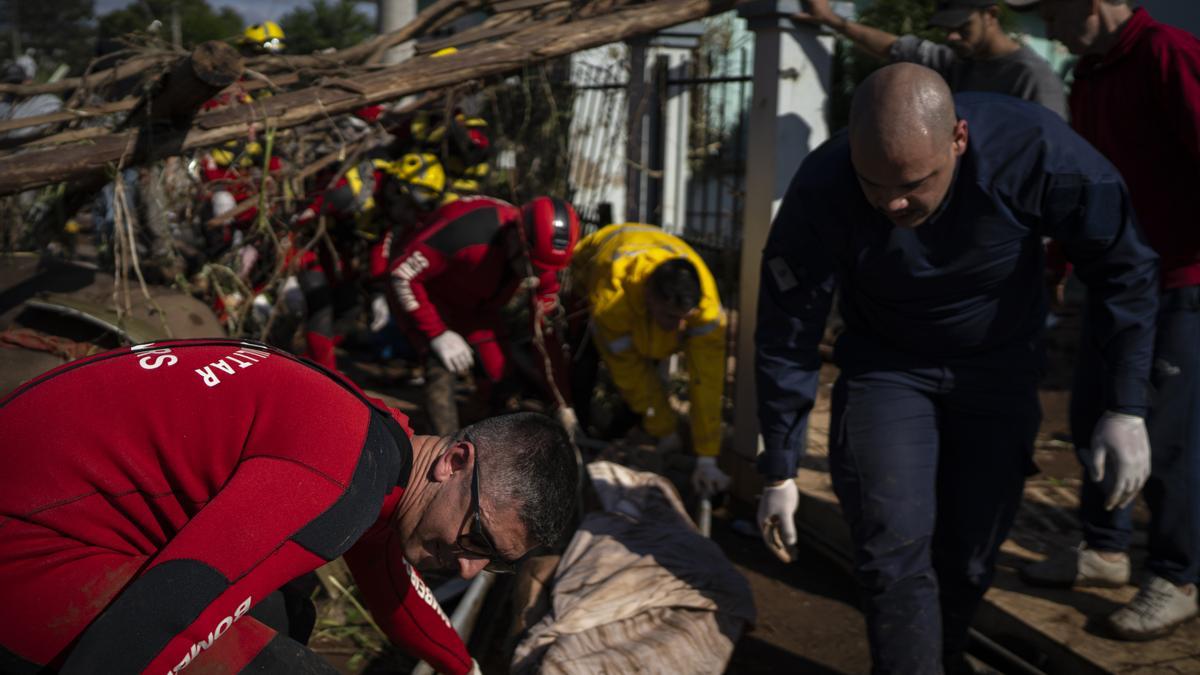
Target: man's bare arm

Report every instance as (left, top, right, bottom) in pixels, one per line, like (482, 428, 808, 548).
(793, 0, 898, 61)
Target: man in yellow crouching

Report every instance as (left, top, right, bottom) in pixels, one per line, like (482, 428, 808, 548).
(571, 224, 730, 496)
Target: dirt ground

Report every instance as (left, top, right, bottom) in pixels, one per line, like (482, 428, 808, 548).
(713, 512, 872, 675)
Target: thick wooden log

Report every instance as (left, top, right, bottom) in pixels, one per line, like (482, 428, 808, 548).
(122, 41, 244, 129)
(0, 0, 739, 195)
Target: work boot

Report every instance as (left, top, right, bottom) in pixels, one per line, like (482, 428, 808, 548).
(1019, 543, 1130, 588)
(1107, 575, 1199, 641)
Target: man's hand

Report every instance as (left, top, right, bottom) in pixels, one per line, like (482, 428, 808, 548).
(758, 480, 799, 562)
(1084, 412, 1151, 511)
(431, 330, 474, 375)
(793, 0, 839, 26)
(692, 456, 731, 497)
(369, 294, 390, 333)
(554, 406, 581, 441)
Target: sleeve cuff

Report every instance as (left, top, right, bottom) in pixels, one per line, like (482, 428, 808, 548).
(1107, 372, 1149, 417)
(757, 449, 799, 483)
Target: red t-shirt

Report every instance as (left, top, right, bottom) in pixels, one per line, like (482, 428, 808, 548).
(1070, 8, 1200, 289)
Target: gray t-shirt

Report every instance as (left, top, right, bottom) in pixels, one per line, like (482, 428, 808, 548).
(890, 36, 1067, 120)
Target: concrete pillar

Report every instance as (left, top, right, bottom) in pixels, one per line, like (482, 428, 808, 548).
(378, 0, 417, 65)
(728, 0, 833, 500)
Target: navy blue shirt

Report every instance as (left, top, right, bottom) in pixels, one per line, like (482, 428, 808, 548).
(755, 93, 1159, 480)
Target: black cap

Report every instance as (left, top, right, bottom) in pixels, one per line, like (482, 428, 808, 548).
(927, 0, 997, 29)
(1004, 0, 1042, 11)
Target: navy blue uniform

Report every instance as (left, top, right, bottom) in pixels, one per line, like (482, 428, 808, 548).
(755, 94, 1158, 673)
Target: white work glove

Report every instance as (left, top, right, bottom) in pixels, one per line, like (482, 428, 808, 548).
(692, 456, 731, 497)
(430, 330, 474, 375)
(369, 294, 390, 332)
(468, 660, 483, 675)
(655, 431, 683, 453)
(758, 480, 799, 562)
(554, 406, 581, 440)
(1084, 411, 1151, 511)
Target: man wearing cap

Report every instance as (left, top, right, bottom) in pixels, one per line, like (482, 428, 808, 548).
(1012, 0, 1200, 641)
(795, 0, 1067, 118)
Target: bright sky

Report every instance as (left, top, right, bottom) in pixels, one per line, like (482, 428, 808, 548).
(93, 0, 377, 26)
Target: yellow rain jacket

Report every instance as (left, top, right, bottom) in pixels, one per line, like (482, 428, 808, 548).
(571, 224, 726, 457)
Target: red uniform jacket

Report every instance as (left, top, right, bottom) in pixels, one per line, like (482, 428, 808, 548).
(385, 196, 569, 396)
(0, 340, 471, 675)
(1069, 8, 1200, 289)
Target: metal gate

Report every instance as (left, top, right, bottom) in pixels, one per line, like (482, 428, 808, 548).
(566, 19, 753, 299)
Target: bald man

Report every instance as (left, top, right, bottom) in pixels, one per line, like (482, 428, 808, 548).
(754, 63, 1158, 674)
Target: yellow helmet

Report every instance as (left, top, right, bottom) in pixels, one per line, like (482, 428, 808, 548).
(242, 21, 285, 53)
(211, 139, 263, 168)
(374, 153, 447, 210)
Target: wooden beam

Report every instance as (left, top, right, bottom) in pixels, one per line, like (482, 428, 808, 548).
(0, 0, 740, 195)
(0, 53, 177, 96)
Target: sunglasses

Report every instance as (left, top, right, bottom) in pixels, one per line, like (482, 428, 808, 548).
(455, 455, 518, 574)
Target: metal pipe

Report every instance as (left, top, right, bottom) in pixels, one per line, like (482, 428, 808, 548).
(697, 496, 712, 538)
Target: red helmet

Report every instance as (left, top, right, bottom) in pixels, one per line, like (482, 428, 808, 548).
(521, 197, 580, 271)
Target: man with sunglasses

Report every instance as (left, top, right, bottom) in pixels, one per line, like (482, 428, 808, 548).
(0, 338, 578, 674)
(795, 0, 1067, 118)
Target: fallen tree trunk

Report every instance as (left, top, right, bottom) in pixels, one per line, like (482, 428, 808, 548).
(0, 0, 740, 196)
(120, 41, 244, 130)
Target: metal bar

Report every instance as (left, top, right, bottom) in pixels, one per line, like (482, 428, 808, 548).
(733, 45, 749, 249)
(664, 75, 753, 86)
(716, 53, 729, 246)
(625, 40, 647, 223)
(574, 82, 628, 90)
(648, 54, 669, 225)
(696, 496, 712, 537)
(699, 56, 711, 239)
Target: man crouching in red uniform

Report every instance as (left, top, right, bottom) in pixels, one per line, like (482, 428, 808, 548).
(0, 338, 578, 674)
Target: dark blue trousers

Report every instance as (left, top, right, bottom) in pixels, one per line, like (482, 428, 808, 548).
(1073, 285, 1200, 586)
(829, 363, 1040, 675)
